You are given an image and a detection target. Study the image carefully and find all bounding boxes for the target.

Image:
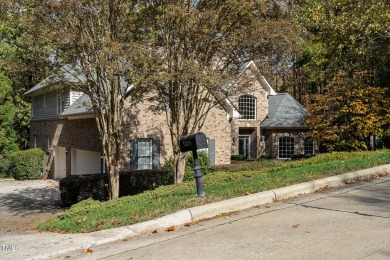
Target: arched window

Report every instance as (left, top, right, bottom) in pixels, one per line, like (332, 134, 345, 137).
(238, 95, 256, 120)
(304, 138, 314, 155)
(278, 137, 294, 159)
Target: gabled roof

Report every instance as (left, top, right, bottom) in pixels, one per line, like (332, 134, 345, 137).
(222, 61, 277, 96)
(61, 94, 94, 118)
(219, 61, 277, 118)
(24, 64, 131, 97)
(261, 93, 308, 129)
(24, 65, 86, 97)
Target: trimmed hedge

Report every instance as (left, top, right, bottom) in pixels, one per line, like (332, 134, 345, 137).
(10, 148, 44, 180)
(211, 158, 284, 173)
(231, 154, 247, 161)
(291, 154, 316, 160)
(60, 170, 170, 207)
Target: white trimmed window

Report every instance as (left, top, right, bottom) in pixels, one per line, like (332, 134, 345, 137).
(304, 138, 315, 155)
(130, 139, 160, 170)
(238, 95, 256, 120)
(57, 90, 65, 114)
(278, 137, 294, 159)
(137, 139, 153, 170)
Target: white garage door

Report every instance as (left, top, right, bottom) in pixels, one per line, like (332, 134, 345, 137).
(71, 149, 101, 175)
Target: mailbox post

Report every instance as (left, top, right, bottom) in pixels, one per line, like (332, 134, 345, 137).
(179, 132, 208, 198)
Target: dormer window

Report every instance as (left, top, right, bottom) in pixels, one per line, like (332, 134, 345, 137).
(238, 95, 256, 120)
(57, 90, 65, 114)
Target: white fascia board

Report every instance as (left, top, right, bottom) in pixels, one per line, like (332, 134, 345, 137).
(246, 62, 277, 96)
(259, 76, 277, 95)
(225, 98, 241, 118)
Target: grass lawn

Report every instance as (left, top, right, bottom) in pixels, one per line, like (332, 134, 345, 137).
(38, 150, 390, 233)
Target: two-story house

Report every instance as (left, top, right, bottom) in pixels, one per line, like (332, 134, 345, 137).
(24, 62, 314, 179)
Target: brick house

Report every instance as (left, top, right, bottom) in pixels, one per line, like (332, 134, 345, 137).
(24, 62, 314, 179)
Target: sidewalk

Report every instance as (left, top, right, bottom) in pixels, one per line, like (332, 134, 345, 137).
(2, 164, 390, 260)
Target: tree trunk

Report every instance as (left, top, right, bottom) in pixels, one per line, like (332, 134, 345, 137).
(107, 165, 120, 199)
(173, 151, 186, 184)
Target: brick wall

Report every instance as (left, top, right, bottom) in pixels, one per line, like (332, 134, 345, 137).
(121, 92, 231, 169)
(262, 129, 314, 158)
(30, 118, 101, 177)
(229, 78, 269, 158)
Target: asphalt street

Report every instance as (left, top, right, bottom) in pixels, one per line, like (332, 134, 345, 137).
(60, 175, 390, 260)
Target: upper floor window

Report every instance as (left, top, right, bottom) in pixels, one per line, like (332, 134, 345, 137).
(238, 95, 256, 120)
(57, 90, 65, 114)
(278, 137, 294, 159)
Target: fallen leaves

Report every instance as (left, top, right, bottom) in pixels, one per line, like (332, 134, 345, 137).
(346, 172, 389, 185)
(315, 185, 333, 193)
(85, 248, 93, 254)
(167, 226, 176, 232)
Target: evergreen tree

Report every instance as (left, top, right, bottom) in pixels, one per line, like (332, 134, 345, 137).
(0, 73, 19, 160)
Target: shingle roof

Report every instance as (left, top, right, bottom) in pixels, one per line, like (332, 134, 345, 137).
(24, 65, 86, 96)
(61, 94, 94, 117)
(24, 64, 131, 97)
(261, 93, 308, 128)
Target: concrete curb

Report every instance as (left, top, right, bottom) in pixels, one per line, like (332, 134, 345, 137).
(189, 191, 275, 220)
(272, 164, 390, 200)
(25, 164, 390, 259)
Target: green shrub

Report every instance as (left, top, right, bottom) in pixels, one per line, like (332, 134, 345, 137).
(60, 170, 170, 207)
(184, 151, 211, 181)
(0, 158, 12, 178)
(162, 151, 211, 182)
(231, 154, 247, 161)
(162, 156, 175, 184)
(10, 148, 44, 180)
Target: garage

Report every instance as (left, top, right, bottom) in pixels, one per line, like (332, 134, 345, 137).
(71, 149, 101, 175)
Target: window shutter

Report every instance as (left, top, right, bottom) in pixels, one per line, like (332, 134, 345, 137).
(130, 140, 138, 171)
(209, 139, 215, 166)
(152, 140, 160, 169)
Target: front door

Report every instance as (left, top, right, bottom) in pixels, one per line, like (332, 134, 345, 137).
(239, 136, 250, 159)
(54, 146, 66, 179)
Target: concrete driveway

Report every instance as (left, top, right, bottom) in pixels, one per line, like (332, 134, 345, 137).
(0, 179, 64, 234)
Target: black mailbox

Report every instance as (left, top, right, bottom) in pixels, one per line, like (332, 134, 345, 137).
(179, 132, 208, 198)
(179, 132, 208, 152)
